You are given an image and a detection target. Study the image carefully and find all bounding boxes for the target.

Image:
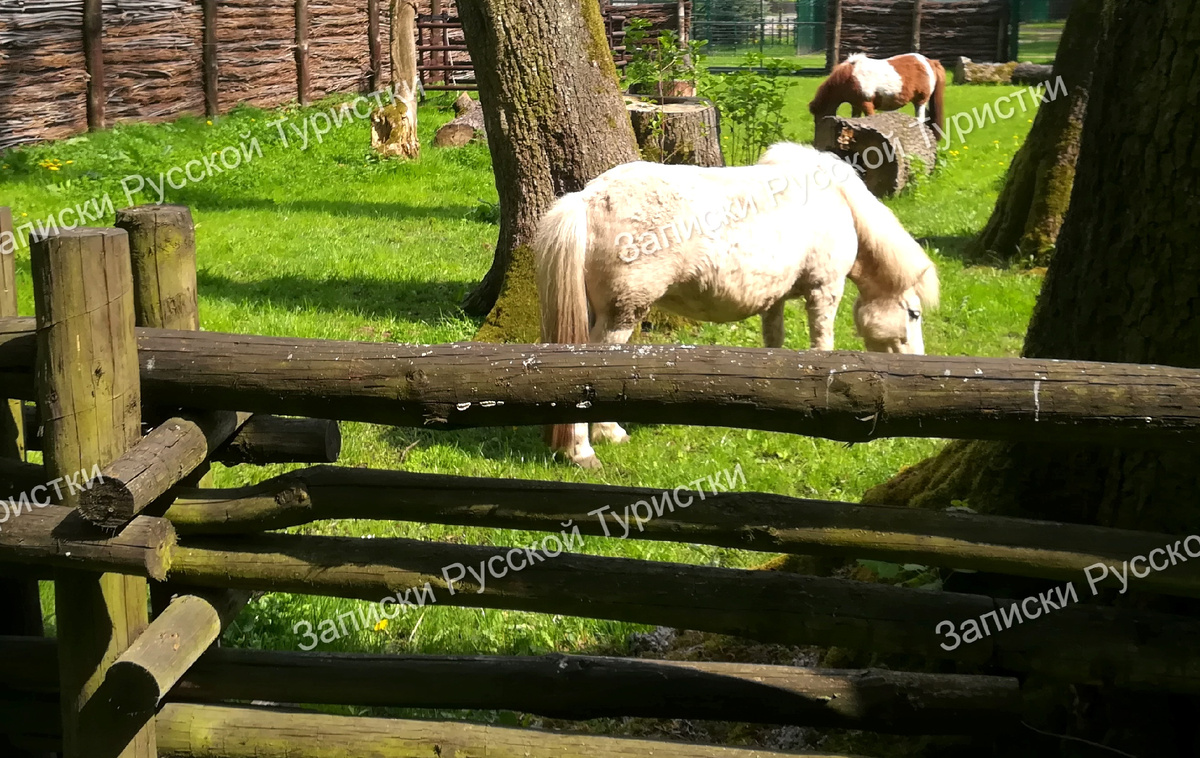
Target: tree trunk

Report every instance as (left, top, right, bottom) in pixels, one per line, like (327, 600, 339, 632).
(627, 97, 724, 167)
(865, 0, 1200, 753)
(456, 0, 639, 332)
(371, 0, 419, 160)
(965, 0, 1101, 266)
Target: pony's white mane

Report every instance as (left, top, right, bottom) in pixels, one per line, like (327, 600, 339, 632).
(845, 53, 868, 64)
(758, 142, 939, 309)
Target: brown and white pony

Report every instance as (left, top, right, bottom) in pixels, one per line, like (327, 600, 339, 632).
(809, 53, 946, 137)
(533, 142, 939, 468)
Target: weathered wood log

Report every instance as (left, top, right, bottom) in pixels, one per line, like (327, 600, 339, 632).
(30, 227, 157, 757)
(814, 112, 936, 197)
(371, 0, 420, 158)
(78, 411, 248, 530)
(159, 465, 1200, 599)
(3, 318, 1200, 447)
(19, 406, 340, 466)
(115, 206, 200, 333)
(626, 96, 724, 166)
(202, 0, 218, 117)
(955, 57, 1054, 85)
(433, 94, 486, 147)
(165, 532, 1200, 691)
(104, 590, 250, 714)
(0, 505, 175, 581)
(0, 636, 1020, 734)
(7, 701, 870, 757)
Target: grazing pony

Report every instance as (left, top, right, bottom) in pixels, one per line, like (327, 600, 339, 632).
(533, 142, 939, 468)
(809, 53, 946, 137)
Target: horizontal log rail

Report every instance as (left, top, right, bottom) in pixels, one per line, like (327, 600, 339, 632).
(1, 318, 1199, 446)
(1, 701, 869, 757)
(19, 405, 341, 466)
(0, 505, 175, 580)
(0, 637, 1019, 734)
(163, 532, 1200, 692)
(160, 465, 1200, 599)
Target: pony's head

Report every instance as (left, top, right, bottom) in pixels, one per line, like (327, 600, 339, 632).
(853, 266, 939, 354)
(808, 56, 862, 119)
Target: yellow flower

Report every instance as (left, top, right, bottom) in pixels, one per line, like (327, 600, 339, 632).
(374, 618, 389, 632)
(65, 160, 74, 164)
(206, 120, 213, 126)
(1027, 119, 1033, 123)
(20, 212, 27, 217)
(48, 166, 59, 171)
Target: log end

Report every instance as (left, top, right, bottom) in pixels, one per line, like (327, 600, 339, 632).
(78, 482, 138, 530)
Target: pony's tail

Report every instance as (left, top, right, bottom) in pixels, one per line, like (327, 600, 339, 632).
(928, 59, 947, 141)
(532, 190, 591, 453)
(838, 176, 940, 310)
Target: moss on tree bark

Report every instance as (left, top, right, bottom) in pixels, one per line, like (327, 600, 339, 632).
(457, 0, 639, 341)
(965, 0, 1101, 267)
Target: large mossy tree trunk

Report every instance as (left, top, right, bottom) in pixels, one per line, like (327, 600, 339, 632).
(457, 0, 639, 338)
(965, 0, 1102, 266)
(865, 0, 1200, 753)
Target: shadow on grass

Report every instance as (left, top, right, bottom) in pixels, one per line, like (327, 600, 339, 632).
(172, 187, 478, 223)
(918, 234, 1017, 269)
(197, 270, 476, 321)
(380, 424, 557, 468)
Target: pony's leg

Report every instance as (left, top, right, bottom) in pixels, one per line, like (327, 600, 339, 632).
(803, 280, 846, 351)
(861, 101, 876, 116)
(761, 300, 786, 348)
(590, 318, 637, 445)
(916, 101, 928, 124)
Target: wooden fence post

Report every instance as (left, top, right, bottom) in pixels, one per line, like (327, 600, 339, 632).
(431, 0, 445, 85)
(82, 0, 106, 130)
(202, 0, 219, 117)
(911, 0, 923, 52)
(368, 0, 383, 91)
(0, 208, 43, 758)
(32, 227, 155, 758)
(827, 0, 843, 70)
(296, 0, 311, 105)
(1008, 0, 1022, 61)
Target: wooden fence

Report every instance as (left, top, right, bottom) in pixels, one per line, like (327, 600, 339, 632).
(826, 0, 1012, 68)
(3, 205, 1200, 756)
(0, 0, 690, 147)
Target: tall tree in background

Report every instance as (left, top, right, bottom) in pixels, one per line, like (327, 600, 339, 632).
(966, 0, 1101, 266)
(866, 0, 1200, 752)
(457, 0, 639, 339)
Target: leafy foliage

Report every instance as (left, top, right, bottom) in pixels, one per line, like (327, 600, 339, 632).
(699, 53, 796, 165)
(621, 19, 707, 97)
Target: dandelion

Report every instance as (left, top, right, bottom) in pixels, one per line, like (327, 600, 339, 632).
(20, 212, 27, 217)
(374, 618, 389, 632)
(65, 160, 74, 164)
(206, 120, 213, 126)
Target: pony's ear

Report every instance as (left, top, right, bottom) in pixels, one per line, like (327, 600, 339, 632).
(914, 264, 940, 311)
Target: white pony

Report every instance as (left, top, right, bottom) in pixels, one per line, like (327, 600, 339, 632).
(534, 142, 939, 468)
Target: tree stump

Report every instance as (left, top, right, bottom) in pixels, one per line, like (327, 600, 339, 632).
(813, 112, 936, 198)
(955, 57, 1054, 85)
(433, 95, 486, 148)
(625, 96, 723, 167)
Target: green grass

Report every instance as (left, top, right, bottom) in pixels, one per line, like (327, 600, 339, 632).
(2, 81, 1042, 665)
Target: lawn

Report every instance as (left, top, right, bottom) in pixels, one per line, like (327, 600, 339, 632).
(1, 76, 1042, 672)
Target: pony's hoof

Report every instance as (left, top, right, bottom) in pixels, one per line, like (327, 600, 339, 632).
(574, 454, 603, 470)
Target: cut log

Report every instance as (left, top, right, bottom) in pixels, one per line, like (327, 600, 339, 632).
(955, 57, 1054, 85)
(0, 637, 1020, 734)
(433, 96, 485, 147)
(626, 95, 724, 166)
(78, 411, 250, 530)
(814, 112, 936, 197)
